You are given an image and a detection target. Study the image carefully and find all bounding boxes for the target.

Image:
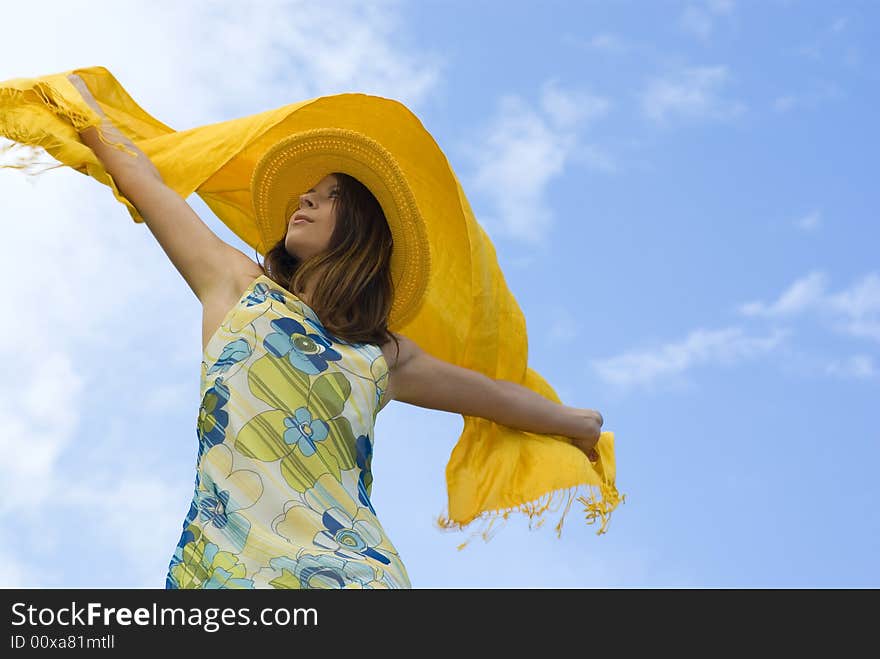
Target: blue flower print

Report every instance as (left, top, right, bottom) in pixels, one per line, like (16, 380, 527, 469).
(203, 566, 253, 589)
(263, 316, 341, 374)
(355, 435, 376, 515)
(282, 408, 330, 457)
(299, 313, 356, 347)
(194, 445, 264, 555)
(197, 542, 254, 589)
(207, 338, 252, 375)
(317, 507, 391, 565)
(191, 445, 263, 556)
(167, 528, 256, 589)
(243, 281, 287, 308)
(196, 485, 232, 529)
(197, 377, 230, 461)
(194, 483, 250, 554)
(252, 553, 381, 589)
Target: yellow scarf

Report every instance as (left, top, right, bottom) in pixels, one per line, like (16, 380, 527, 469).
(1, 66, 624, 548)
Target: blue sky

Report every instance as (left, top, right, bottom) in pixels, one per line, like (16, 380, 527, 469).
(0, 0, 876, 588)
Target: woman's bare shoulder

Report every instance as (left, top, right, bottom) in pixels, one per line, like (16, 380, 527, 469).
(379, 331, 415, 372)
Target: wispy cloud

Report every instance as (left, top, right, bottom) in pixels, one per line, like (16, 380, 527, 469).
(738, 271, 880, 345)
(562, 32, 630, 55)
(679, 0, 736, 42)
(0, 348, 85, 513)
(772, 80, 845, 114)
(739, 271, 829, 317)
(843, 45, 862, 69)
(838, 319, 880, 342)
(826, 274, 880, 318)
(788, 13, 853, 64)
(182, 0, 444, 117)
(592, 326, 789, 390)
(547, 308, 580, 343)
(64, 476, 188, 587)
(794, 210, 822, 232)
(594, 271, 880, 391)
(773, 95, 797, 112)
(825, 354, 876, 379)
(460, 79, 612, 245)
(0, 548, 35, 588)
(640, 65, 747, 125)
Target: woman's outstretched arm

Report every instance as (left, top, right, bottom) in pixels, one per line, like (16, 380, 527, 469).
(388, 333, 603, 458)
(66, 74, 259, 304)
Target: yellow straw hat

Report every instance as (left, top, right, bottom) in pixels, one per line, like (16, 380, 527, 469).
(250, 127, 431, 330)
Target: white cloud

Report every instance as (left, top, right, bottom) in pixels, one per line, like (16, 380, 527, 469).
(825, 354, 875, 379)
(0, 548, 37, 587)
(773, 95, 797, 113)
(587, 33, 629, 54)
(826, 273, 880, 320)
(547, 309, 579, 343)
(771, 80, 845, 114)
(592, 326, 789, 390)
(64, 475, 187, 587)
(143, 381, 198, 414)
(838, 319, 880, 342)
(460, 79, 612, 244)
(679, 0, 736, 42)
(593, 260, 880, 394)
(739, 271, 880, 348)
(788, 13, 853, 63)
(739, 271, 828, 317)
(739, 271, 880, 320)
(843, 45, 862, 69)
(709, 0, 736, 11)
(640, 66, 747, 125)
(794, 210, 822, 231)
(561, 32, 630, 55)
(541, 82, 609, 128)
(0, 348, 85, 512)
(680, 7, 714, 42)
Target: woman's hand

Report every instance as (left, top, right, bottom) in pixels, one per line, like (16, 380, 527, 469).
(566, 407, 603, 462)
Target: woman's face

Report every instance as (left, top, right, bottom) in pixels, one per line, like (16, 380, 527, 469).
(284, 174, 340, 260)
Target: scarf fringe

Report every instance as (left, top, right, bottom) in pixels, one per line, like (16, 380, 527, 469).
(0, 79, 136, 176)
(435, 479, 626, 551)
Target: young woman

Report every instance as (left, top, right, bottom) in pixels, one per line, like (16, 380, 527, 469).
(66, 74, 604, 589)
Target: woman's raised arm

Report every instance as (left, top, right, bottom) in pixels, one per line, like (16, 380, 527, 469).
(67, 74, 259, 303)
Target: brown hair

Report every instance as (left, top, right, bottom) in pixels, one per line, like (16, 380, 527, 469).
(253, 172, 400, 363)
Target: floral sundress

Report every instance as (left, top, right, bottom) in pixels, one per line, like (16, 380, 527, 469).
(165, 274, 411, 589)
